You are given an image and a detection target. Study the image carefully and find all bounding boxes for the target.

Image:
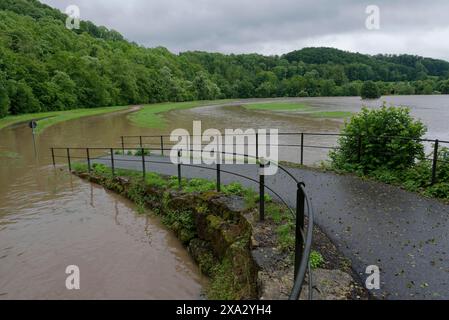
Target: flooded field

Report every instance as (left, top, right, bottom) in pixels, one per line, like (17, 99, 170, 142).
(1, 95, 448, 299)
(161, 95, 449, 165)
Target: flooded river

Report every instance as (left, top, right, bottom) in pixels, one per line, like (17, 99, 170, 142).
(1, 95, 448, 299)
(161, 95, 449, 165)
(0, 110, 207, 299)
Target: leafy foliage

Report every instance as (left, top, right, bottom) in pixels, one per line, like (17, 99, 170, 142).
(330, 106, 427, 172)
(309, 251, 324, 269)
(1, 1, 449, 118)
(329, 108, 449, 200)
(361, 81, 381, 99)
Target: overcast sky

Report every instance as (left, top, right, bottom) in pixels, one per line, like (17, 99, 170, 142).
(41, 0, 449, 60)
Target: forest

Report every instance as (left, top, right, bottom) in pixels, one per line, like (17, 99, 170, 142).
(1, 0, 449, 118)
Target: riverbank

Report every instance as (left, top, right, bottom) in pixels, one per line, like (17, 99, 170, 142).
(0, 106, 130, 133)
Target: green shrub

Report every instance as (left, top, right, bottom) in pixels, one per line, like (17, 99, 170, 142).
(424, 183, 449, 199)
(223, 182, 245, 195)
(92, 163, 111, 176)
(72, 162, 87, 172)
(330, 105, 427, 172)
(161, 209, 196, 244)
(369, 168, 401, 184)
(145, 172, 168, 188)
(309, 251, 324, 269)
(135, 148, 151, 156)
(361, 81, 381, 99)
(183, 178, 216, 193)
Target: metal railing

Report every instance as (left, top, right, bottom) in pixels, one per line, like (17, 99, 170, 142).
(50, 144, 315, 300)
(121, 132, 449, 185)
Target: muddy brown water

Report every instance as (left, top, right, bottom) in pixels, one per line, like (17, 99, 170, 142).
(0, 109, 208, 300)
(1, 95, 448, 299)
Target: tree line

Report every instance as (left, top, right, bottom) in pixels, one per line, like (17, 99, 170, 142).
(1, 0, 449, 118)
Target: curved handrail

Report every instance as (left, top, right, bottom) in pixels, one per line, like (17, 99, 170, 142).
(51, 145, 314, 300)
(289, 183, 314, 300)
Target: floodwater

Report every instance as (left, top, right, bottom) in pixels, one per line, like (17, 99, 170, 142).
(0, 109, 207, 300)
(1, 95, 448, 299)
(161, 95, 449, 165)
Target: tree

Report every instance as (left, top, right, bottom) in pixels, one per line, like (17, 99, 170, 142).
(361, 81, 381, 99)
(193, 72, 221, 100)
(1, 1, 449, 116)
(7, 80, 40, 114)
(0, 85, 10, 118)
(330, 105, 427, 172)
(438, 80, 449, 94)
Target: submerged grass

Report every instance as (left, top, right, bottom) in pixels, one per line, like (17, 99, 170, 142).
(308, 111, 352, 119)
(244, 102, 351, 119)
(244, 102, 310, 111)
(0, 106, 129, 134)
(0, 150, 21, 159)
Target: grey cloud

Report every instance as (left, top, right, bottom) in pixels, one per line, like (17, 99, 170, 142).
(41, 0, 449, 60)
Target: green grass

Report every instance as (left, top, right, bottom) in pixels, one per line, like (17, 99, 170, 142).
(127, 99, 233, 129)
(308, 111, 353, 119)
(244, 102, 310, 111)
(0, 106, 129, 134)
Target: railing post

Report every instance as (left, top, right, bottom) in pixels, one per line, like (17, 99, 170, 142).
(110, 148, 115, 177)
(121, 136, 125, 154)
(51, 148, 55, 167)
(431, 139, 439, 185)
(300, 133, 304, 165)
(294, 183, 305, 281)
(139, 136, 143, 149)
(357, 135, 362, 163)
(256, 132, 259, 161)
(216, 163, 221, 192)
(141, 148, 146, 180)
(177, 150, 182, 189)
(66, 148, 71, 172)
(259, 162, 265, 221)
(161, 136, 164, 156)
(86, 148, 91, 173)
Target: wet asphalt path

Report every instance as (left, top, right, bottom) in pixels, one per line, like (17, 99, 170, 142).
(93, 155, 449, 299)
